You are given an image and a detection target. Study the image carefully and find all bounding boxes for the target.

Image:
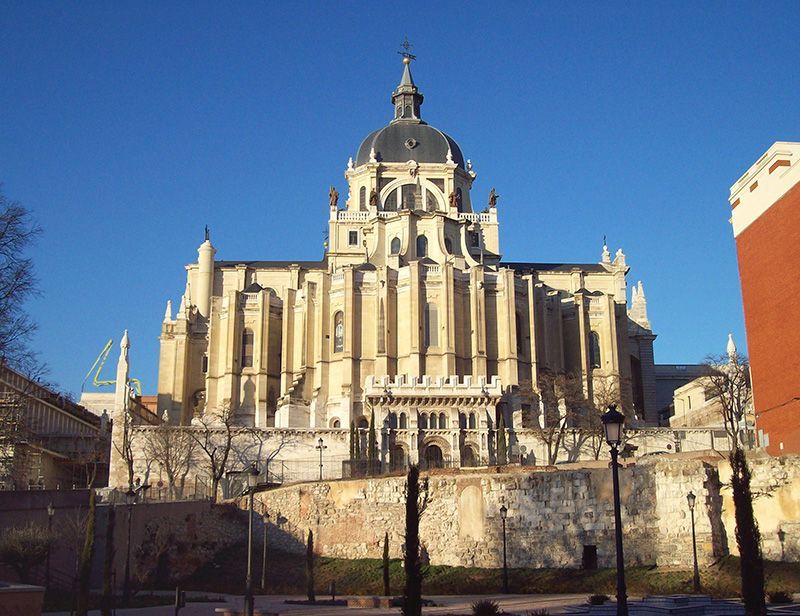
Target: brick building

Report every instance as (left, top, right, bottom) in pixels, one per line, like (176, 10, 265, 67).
(729, 141, 800, 454)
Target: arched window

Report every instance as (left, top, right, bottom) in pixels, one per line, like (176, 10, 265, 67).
(424, 303, 438, 348)
(516, 312, 525, 354)
(444, 237, 453, 253)
(402, 184, 416, 209)
(589, 331, 601, 369)
(404, 104, 411, 118)
(439, 412, 447, 428)
(390, 237, 401, 255)
(429, 413, 438, 429)
(459, 413, 467, 429)
(399, 412, 408, 429)
(330, 418, 341, 428)
(416, 235, 428, 258)
(359, 186, 366, 210)
(241, 328, 254, 368)
(426, 189, 437, 211)
(419, 413, 428, 429)
(388, 412, 398, 429)
(333, 311, 344, 353)
(468, 413, 476, 429)
(384, 191, 397, 211)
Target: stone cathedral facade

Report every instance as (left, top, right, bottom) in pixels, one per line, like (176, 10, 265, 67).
(155, 59, 656, 469)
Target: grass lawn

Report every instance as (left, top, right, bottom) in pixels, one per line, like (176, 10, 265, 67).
(182, 543, 800, 598)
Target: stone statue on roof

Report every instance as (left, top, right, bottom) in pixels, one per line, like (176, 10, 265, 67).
(329, 186, 339, 209)
(488, 188, 499, 208)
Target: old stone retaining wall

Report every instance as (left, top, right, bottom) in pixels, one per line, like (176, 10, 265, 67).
(253, 454, 800, 569)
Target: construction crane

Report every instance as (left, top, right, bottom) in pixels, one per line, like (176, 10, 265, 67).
(81, 339, 142, 396)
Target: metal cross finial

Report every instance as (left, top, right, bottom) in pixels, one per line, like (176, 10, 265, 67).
(398, 37, 416, 62)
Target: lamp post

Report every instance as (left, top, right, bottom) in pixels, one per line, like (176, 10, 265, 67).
(601, 405, 628, 616)
(316, 438, 327, 481)
(778, 528, 786, 561)
(46, 502, 55, 590)
(244, 464, 260, 616)
(499, 504, 508, 594)
(687, 491, 701, 592)
(123, 487, 136, 606)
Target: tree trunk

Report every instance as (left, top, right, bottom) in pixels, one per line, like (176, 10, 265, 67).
(402, 466, 422, 616)
(76, 489, 96, 616)
(729, 447, 766, 615)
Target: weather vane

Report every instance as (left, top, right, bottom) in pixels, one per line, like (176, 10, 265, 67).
(398, 37, 416, 64)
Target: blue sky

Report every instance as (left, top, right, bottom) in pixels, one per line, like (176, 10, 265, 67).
(1, 2, 798, 397)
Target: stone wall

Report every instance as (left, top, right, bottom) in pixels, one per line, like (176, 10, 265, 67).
(253, 454, 800, 570)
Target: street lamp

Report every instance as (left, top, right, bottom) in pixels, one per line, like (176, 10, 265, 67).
(316, 438, 327, 481)
(244, 464, 260, 616)
(499, 504, 509, 594)
(778, 527, 786, 561)
(601, 405, 628, 616)
(123, 487, 136, 606)
(687, 491, 701, 592)
(46, 502, 55, 590)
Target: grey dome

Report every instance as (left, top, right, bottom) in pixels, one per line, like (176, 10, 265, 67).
(355, 61, 465, 169)
(356, 122, 465, 168)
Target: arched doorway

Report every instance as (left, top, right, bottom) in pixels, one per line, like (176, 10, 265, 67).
(390, 444, 408, 471)
(461, 444, 479, 467)
(423, 444, 444, 469)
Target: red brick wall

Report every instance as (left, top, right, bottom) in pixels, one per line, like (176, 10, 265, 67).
(736, 180, 800, 454)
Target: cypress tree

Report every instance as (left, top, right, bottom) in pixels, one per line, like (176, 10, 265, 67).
(306, 529, 315, 602)
(402, 466, 423, 616)
(496, 413, 508, 466)
(368, 408, 378, 474)
(76, 489, 96, 616)
(383, 532, 390, 597)
(101, 505, 116, 616)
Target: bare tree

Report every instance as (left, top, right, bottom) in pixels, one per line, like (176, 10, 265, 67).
(0, 188, 41, 371)
(703, 353, 753, 450)
(113, 405, 137, 490)
(142, 425, 197, 498)
(579, 373, 629, 460)
(187, 404, 237, 502)
(522, 373, 587, 464)
(702, 351, 764, 615)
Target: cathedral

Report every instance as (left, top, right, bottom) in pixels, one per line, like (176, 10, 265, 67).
(155, 56, 656, 469)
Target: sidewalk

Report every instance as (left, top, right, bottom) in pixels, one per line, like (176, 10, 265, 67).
(44, 593, 589, 615)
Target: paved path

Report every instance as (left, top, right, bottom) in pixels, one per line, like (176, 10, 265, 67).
(44, 593, 589, 615)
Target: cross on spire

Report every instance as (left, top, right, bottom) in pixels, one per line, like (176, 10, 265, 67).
(398, 37, 416, 64)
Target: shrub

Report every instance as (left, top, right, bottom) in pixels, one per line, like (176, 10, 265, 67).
(0, 523, 55, 583)
(472, 599, 500, 616)
(768, 591, 792, 604)
(588, 594, 610, 605)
